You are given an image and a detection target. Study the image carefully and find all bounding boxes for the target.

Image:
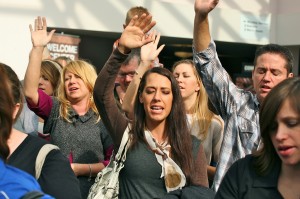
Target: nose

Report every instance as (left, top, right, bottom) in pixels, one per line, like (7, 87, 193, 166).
(274, 124, 288, 141)
(125, 75, 133, 83)
(153, 91, 161, 101)
(262, 71, 271, 82)
(38, 77, 43, 85)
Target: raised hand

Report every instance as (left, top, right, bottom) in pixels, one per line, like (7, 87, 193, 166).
(118, 13, 156, 54)
(140, 31, 165, 66)
(29, 16, 55, 48)
(194, 0, 219, 17)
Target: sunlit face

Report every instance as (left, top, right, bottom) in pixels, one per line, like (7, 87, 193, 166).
(173, 63, 200, 101)
(270, 99, 300, 167)
(139, 73, 173, 126)
(252, 53, 293, 103)
(39, 75, 54, 96)
(117, 57, 139, 92)
(64, 71, 90, 104)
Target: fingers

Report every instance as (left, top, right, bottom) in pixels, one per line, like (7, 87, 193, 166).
(156, 44, 165, 55)
(154, 32, 161, 46)
(42, 17, 47, 30)
(143, 21, 156, 35)
(33, 16, 44, 31)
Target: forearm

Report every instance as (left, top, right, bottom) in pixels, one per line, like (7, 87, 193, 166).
(24, 46, 44, 105)
(94, 49, 129, 146)
(193, 13, 211, 52)
(122, 60, 151, 118)
(71, 162, 105, 177)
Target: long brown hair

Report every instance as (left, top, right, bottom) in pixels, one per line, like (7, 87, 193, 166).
(254, 77, 300, 175)
(131, 67, 195, 185)
(0, 65, 14, 160)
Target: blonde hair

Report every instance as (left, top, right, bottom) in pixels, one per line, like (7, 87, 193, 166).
(125, 6, 149, 25)
(57, 60, 100, 123)
(173, 59, 221, 140)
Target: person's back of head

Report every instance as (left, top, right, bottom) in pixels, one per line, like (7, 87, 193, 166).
(54, 56, 72, 67)
(124, 6, 149, 27)
(0, 63, 24, 122)
(0, 65, 14, 160)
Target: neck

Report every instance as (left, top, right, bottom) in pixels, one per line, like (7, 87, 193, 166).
(145, 120, 167, 143)
(183, 94, 197, 114)
(280, 163, 300, 181)
(7, 128, 27, 156)
(278, 163, 300, 199)
(70, 98, 90, 116)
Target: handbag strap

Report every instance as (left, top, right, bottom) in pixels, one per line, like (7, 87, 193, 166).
(115, 124, 131, 163)
(35, 144, 59, 179)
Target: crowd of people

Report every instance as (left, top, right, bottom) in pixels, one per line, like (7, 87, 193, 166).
(1, 0, 299, 198)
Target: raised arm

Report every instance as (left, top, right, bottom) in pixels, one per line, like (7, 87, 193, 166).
(23, 16, 55, 105)
(193, 0, 219, 51)
(122, 31, 164, 119)
(94, 14, 156, 147)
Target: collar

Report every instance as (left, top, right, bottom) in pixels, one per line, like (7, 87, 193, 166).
(253, 95, 260, 109)
(68, 108, 94, 123)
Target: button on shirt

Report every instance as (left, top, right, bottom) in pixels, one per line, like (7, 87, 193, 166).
(193, 40, 261, 191)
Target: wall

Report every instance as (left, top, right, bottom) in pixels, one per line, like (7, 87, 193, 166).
(0, 0, 299, 78)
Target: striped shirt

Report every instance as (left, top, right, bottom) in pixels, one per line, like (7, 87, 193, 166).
(193, 40, 261, 191)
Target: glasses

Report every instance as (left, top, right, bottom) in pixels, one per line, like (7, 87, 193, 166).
(117, 71, 136, 78)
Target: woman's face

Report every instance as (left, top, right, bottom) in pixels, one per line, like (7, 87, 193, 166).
(64, 71, 90, 103)
(173, 63, 200, 100)
(139, 73, 173, 125)
(39, 75, 54, 96)
(270, 99, 300, 167)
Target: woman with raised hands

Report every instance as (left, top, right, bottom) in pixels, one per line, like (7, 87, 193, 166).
(24, 16, 113, 198)
(94, 14, 208, 198)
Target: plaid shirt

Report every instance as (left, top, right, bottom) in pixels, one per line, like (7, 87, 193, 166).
(193, 40, 261, 191)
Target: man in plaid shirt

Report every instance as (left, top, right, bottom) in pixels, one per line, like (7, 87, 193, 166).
(193, 0, 294, 191)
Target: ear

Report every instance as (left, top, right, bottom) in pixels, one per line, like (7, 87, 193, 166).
(139, 93, 144, 103)
(288, 73, 294, 78)
(13, 103, 20, 120)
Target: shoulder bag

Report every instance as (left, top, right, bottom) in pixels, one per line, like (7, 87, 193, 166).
(87, 125, 131, 199)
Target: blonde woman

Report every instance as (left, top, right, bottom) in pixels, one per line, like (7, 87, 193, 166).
(24, 16, 113, 198)
(172, 59, 224, 182)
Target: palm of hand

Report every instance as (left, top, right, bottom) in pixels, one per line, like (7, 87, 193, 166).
(195, 0, 219, 14)
(141, 42, 158, 61)
(120, 26, 145, 49)
(31, 31, 50, 47)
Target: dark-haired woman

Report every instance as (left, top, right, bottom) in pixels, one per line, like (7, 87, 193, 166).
(216, 77, 300, 199)
(94, 14, 208, 198)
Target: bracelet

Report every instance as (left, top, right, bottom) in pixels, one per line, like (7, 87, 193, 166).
(88, 164, 92, 181)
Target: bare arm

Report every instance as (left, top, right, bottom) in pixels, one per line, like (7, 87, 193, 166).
(122, 32, 165, 119)
(193, 0, 219, 51)
(24, 16, 55, 105)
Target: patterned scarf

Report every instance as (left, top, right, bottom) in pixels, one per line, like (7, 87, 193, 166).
(144, 129, 186, 192)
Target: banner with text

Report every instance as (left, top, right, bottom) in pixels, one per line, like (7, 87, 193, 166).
(47, 33, 81, 60)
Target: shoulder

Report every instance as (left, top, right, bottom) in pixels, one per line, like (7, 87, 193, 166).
(0, 161, 41, 191)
